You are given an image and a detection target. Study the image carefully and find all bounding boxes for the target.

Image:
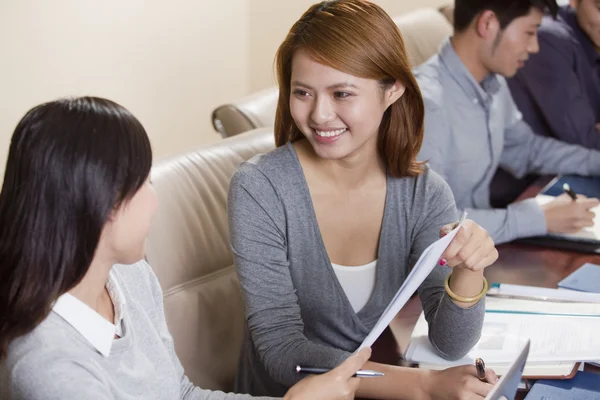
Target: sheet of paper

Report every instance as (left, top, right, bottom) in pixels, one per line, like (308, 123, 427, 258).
(485, 340, 530, 400)
(358, 212, 467, 349)
(536, 194, 600, 242)
(418, 360, 576, 378)
(406, 312, 600, 365)
(485, 297, 600, 316)
(487, 283, 600, 303)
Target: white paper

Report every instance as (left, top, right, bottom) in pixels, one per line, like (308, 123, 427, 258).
(358, 212, 467, 349)
(487, 283, 600, 303)
(485, 297, 600, 316)
(536, 194, 600, 242)
(406, 312, 600, 365)
(485, 340, 530, 400)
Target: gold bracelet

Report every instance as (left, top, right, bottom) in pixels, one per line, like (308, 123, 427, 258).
(444, 273, 488, 303)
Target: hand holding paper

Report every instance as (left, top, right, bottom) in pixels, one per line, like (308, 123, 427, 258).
(359, 212, 468, 349)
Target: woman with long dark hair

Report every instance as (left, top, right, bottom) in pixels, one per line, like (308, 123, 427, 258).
(0, 97, 369, 400)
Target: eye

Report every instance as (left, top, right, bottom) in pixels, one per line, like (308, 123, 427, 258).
(334, 91, 352, 99)
(293, 89, 310, 98)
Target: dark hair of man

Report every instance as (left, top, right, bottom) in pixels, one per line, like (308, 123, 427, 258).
(454, 0, 558, 33)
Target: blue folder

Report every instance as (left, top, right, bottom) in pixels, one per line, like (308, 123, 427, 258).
(524, 371, 600, 399)
(558, 263, 600, 293)
(540, 175, 600, 199)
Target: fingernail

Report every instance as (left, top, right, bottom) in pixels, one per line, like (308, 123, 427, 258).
(439, 258, 447, 266)
(441, 233, 447, 237)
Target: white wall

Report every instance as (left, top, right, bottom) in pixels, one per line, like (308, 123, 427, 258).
(247, 0, 450, 92)
(0, 0, 444, 182)
(0, 0, 248, 181)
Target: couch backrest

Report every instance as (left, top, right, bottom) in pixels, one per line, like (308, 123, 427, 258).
(211, 6, 453, 138)
(145, 128, 275, 391)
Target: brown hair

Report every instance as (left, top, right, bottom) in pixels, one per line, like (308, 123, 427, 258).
(274, 0, 425, 177)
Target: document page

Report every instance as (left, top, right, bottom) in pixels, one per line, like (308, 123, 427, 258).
(358, 212, 467, 349)
(406, 312, 600, 365)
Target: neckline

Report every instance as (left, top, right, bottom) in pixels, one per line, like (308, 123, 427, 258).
(284, 142, 390, 319)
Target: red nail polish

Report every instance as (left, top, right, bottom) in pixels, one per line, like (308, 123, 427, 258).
(442, 233, 447, 237)
(439, 259, 447, 266)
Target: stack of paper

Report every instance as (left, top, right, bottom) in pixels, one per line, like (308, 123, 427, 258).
(405, 296, 600, 378)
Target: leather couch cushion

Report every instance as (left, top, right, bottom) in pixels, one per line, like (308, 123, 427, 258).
(146, 128, 275, 391)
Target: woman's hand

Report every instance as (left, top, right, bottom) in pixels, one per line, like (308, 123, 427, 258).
(283, 347, 371, 400)
(419, 364, 499, 400)
(440, 219, 498, 272)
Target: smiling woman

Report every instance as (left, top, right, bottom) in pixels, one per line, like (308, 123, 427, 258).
(228, 1, 500, 400)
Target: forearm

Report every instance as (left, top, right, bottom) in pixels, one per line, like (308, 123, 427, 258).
(356, 362, 428, 400)
(448, 268, 485, 308)
(465, 202, 546, 244)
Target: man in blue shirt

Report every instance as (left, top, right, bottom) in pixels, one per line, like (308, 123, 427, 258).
(508, 1, 600, 148)
(416, 0, 600, 244)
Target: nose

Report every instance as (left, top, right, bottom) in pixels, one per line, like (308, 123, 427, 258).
(310, 95, 336, 125)
(528, 35, 540, 54)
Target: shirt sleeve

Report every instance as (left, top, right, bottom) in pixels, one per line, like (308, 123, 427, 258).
(501, 90, 600, 179)
(8, 354, 116, 400)
(142, 262, 278, 400)
(412, 170, 485, 361)
(227, 164, 350, 388)
(419, 92, 548, 244)
(510, 32, 600, 148)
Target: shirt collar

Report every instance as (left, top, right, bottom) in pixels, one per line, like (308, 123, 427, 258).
(560, 5, 600, 65)
(439, 37, 501, 105)
(52, 268, 126, 357)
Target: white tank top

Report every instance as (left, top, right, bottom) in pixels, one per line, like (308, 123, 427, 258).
(331, 260, 377, 313)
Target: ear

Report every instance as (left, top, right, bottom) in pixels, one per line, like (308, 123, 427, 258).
(475, 10, 501, 40)
(384, 80, 405, 108)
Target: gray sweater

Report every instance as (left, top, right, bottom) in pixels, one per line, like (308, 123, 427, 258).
(0, 261, 275, 400)
(228, 143, 485, 397)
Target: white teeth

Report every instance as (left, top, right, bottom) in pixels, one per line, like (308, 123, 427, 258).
(315, 128, 347, 137)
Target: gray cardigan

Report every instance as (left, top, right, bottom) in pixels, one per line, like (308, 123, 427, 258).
(228, 143, 485, 397)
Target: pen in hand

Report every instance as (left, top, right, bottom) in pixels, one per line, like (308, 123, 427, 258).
(563, 183, 578, 201)
(475, 358, 487, 382)
(295, 366, 384, 378)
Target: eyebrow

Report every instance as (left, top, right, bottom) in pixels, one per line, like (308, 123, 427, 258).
(291, 80, 358, 90)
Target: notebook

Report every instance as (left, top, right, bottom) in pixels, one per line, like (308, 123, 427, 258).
(485, 340, 530, 400)
(558, 263, 600, 293)
(524, 371, 600, 400)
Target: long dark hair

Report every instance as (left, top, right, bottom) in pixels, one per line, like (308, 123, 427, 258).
(0, 97, 152, 358)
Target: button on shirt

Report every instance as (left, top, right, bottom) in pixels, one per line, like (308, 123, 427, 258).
(508, 6, 600, 148)
(416, 38, 600, 244)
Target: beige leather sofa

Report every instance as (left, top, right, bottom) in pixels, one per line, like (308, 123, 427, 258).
(212, 6, 454, 138)
(146, 128, 275, 392)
